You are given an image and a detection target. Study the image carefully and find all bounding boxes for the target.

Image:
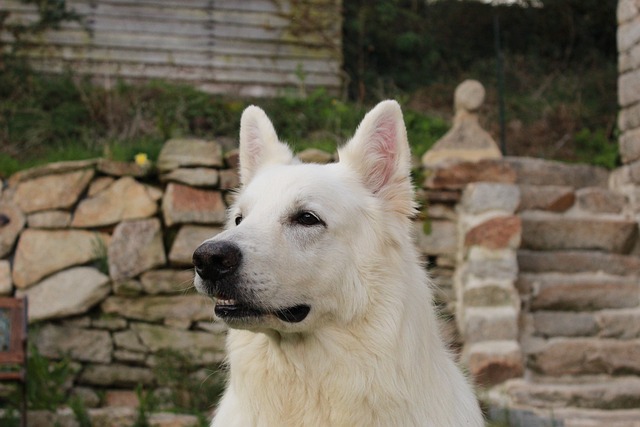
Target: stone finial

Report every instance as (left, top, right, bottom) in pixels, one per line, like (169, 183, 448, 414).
(422, 80, 502, 167)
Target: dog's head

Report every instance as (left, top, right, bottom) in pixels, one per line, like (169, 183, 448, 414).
(193, 100, 415, 334)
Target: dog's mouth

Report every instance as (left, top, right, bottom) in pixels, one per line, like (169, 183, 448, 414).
(215, 299, 311, 323)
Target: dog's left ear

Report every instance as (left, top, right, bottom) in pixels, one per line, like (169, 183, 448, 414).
(339, 100, 415, 216)
(239, 105, 294, 186)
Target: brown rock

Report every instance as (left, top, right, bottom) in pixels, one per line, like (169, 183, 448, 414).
(162, 184, 226, 227)
(504, 157, 608, 188)
(140, 269, 195, 294)
(521, 272, 639, 311)
(161, 168, 219, 187)
(575, 187, 627, 214)
(27, 210, 72, 229)
(518, 185, 575, 212)
(104, 390, 140, 407)
(518, 249, 640, 275)
(33, 324, 113, 363)
(461, 183, 520, 214)
(219, 169, 240, 190)
(224, 148, 240, 169)
(532, 311, 598, 338)
(157, 138, 223, 172)
(12, 230, 109, 288)
(529, 338, 640, 376)
(108, 218, 166, 281)
(0, 260, 11, 295)
(168, 225, 222, 266)
(414, 220, 457, 257)
(463, 306, 519, 343)
(97, 159, 149, 177)
(297, 148, 334, 164)
(423, 159, 516, 190)
(464, 216, 521, 250)
(13, 169, 94, 214)
(79, 364, 155, 387)
(87, 176, 115, 196)
(619, 127, 640, 164)
(0, 202, 26, 258)
(464, 340, 523, 387)
(102, 295, 212, 322)
(72, 177, 158, 227)
(521, 211, 638, 253)
(7, 159, 97, 186)
(596, 309, 640, 339)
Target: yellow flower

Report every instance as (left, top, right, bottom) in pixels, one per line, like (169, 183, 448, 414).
(134, 153, 150, 167)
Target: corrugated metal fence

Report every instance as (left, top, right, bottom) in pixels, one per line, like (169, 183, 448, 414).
(1, 0, 343, 97)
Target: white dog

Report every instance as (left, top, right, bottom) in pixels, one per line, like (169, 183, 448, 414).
(193, 101, 483, 426)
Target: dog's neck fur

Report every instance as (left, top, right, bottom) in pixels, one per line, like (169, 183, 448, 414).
(213, 244, 482, 427)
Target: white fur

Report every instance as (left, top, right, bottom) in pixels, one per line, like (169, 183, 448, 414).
(197, 101, 483, 427)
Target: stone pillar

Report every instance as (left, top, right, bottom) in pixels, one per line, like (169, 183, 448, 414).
(616, 0, 640, 235)
(456, 183, 524, 386)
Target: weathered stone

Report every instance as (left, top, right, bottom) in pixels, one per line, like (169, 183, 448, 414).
(0, 202, 26, 257)
(71, 387, 101, 408)
(619, 100, 640, 132)
(464, 216, 521, 250)
(140, 269, 195, 294)
(169, 225, 222, 266)
(422, 80, 502, 166)
(79, 363, 155, 387)
(13, 169, 94, 213)
(0, 260, 12, 295)
(619, 67, 640, 107)
(297, 148, 334, 164)
(108, 218, 166, 281)
(113, 279, 143, 296)
(504, 157, 609, 188)
(131, 323, 226, 365)
(575, 187, 627, 214)
(619, 126, 640, 164)
(520, 272, 639, 311)
(87, 176, 115, 196)
(463, 306, 518, 343)
(101, 295, 212, 322)
(162, 184, 226, 226)
(460, 183, 520, 214)
(618, 0, 639, 24)
(414, 220, 457, 256)
(105, 390, 139, 407)
(157, 138, 223, 172)
(521, 211, 638, 253)
(423, 159, 516, 190)
(113, 349, 147, 363)
(518, 249, 640, 275)
(7, 159, 97, 186)
(224, 148, 240, 169)
(532, 311, 598, 338)
(113, 329, 148, 352)
(27, 210, 72, 229)
(518, 185, 575, 212)
(501, 376, 640, 411)
(92, 315, 128, 330)
(33, 324, 112, 363)
(464, 340, 523, 386)
(13, 230, 109, 288)
(529, 338, 640, 376)
(596, 309, 640, 339)
(97, 159, 149, 177)
(72, 177, 158, 227)
(219, 169, 240, 190)
(465, 247, 518, 280)
(161, 167, 219, 187)
(18, 267, 110, 322)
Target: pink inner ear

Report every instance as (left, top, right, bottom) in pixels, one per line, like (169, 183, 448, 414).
(367, 117, 397, 193)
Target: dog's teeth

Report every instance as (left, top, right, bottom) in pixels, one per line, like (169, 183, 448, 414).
(217, 299, 236, 305)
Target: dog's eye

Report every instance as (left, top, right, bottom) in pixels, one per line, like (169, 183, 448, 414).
(234, 215, 243, 226)
(294, 211, 323, 227)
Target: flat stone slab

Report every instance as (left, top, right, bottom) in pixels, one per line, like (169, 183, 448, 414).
(27, 210, 72, 229)
(504, 157, 609, 188)
(519, 272, 639, 311)
(157, 138, 223, 172)
(139, 269, 195, 294)
(17, 267, 111, 322)
(33, 324, 113, 363)
(169, 225, 222, 266)
(423, 159, 516, 190)
(7, 158, 97, 186)
(13, 169, 94, 213)
(518, 185, 575, 212)
(414, 220, 457, 256)
(532, 311, 598, 338)
(160, 167, 219, 187)
(518, 249, 640, 276)
(131, 322, 226, 365)
(0, 202, 26, 258)
(79, 363, 155, 387)
(521, 211, 638, 253)
(464, 215, 521, 250)
(162, 183, 226, 227)
(72, 177, 158, 227)
(13, 229, 109, 288)
(463, 340, 523, 387)
(108, 218, 166, 281)
(575, 187, 628, 214)
(461, 183, 520, 214)
(101, 295, 212, 322)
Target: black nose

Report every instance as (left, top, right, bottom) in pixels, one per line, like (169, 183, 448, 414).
(193, 241, 242, 281)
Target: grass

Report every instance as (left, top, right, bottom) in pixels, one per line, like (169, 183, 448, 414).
(0, 56, 448, 178)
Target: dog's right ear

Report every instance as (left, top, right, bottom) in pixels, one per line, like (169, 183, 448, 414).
(239, 106, 294, 186)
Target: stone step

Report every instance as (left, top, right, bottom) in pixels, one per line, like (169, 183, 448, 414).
(489, 376, 640, 410)
(486, 403, 640, 427)
(518, 249, 640, 276)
